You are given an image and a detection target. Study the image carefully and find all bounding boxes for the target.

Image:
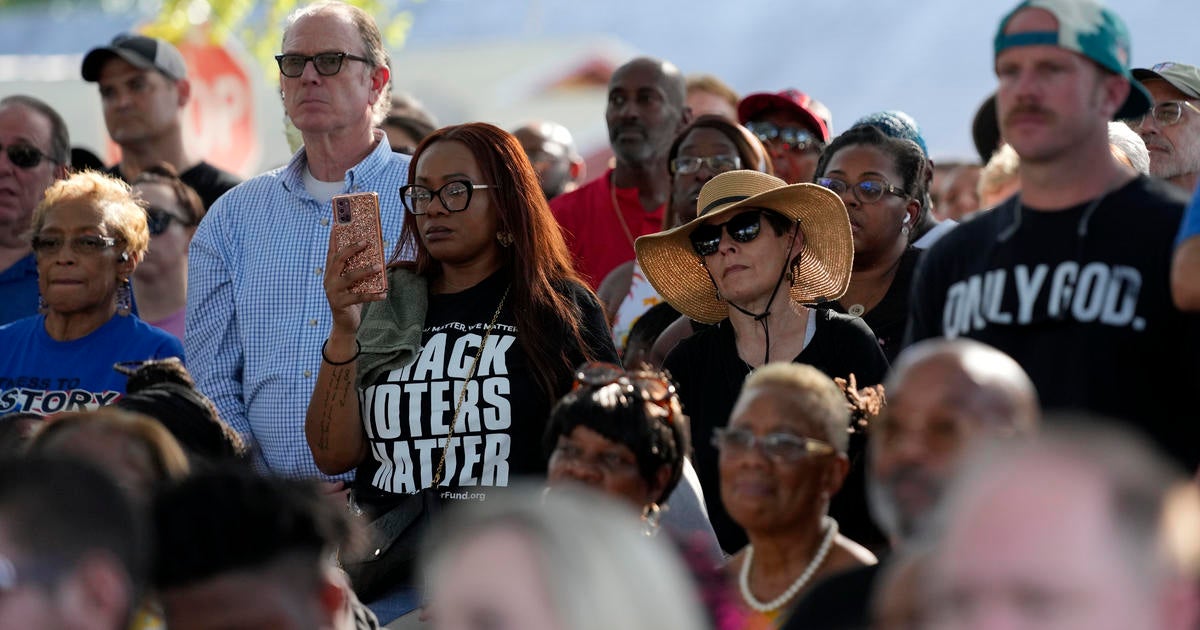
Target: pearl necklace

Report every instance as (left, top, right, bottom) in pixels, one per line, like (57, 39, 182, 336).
(738, 516, 838, 613)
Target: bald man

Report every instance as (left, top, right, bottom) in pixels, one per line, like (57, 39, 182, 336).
(512, 121, 585, 200)
(784, 338, 1039, 630)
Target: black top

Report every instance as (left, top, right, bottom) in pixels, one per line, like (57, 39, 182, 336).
(830, 247, 923, 364)
(663, 308, 889, 552)
(354, 270, 617, 508)
(109, 161, 242, 210)
(782, 563, 882, 630)
(907, 176, 1200, 469)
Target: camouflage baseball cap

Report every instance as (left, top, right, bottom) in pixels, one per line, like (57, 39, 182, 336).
(1132, 62, 1200, 99)
(994, 0, 1151, 120)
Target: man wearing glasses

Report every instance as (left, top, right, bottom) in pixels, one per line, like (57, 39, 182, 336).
(186, 1, 408, 482)
(737, 89, 831, 185)
(1131, 63, 1200, 195)
(81, 34, 241, 209)
(908, 0, 1200, 473)
(0, 95, 69, 326)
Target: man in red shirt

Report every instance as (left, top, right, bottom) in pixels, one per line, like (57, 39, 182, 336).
(551, 57, 691, 288)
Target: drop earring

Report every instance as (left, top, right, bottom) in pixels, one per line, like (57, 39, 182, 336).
(496, 231, 514, 247)
(116, 278, 132, 316)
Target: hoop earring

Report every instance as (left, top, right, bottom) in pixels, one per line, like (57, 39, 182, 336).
(117, 278, 133, 316)
(496, 231, 514, 247)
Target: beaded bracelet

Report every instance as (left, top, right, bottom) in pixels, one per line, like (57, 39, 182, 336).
(321, 339, 360, 366)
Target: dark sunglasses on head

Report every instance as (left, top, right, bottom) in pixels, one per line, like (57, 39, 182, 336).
(1, 143, 56, 170)
(146, 207, 193, 236)
(688, 210, 766, 257)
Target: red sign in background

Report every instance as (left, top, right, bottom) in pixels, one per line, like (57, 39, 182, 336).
(106, 39, 259, 178)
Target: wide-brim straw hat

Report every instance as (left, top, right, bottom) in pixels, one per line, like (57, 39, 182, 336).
(635, 170, 853, 324)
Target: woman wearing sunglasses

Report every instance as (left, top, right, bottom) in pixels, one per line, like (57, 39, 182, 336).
(0, 170, 184, 417)
(306, 122, 616, 618)
(635, 170, 887, 554)
(131, 163, 205, 341)
(715, 362, 876, 626)
(813, 124, 928, 364)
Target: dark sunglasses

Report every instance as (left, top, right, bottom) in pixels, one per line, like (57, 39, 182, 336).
(1, 143, 57, 170)
(146, 206, 193, 236)
(572, 361, 678, 425)
(688, 211, 765, 257)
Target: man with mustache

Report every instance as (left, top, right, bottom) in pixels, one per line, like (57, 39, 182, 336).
(907, 0, 1200, 472)
(783, 338, 1039, 629)
(1130, 63, 1200, 195)
(550, 57, 690, 288)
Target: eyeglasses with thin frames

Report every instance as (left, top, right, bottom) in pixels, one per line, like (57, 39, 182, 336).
(817, 176, 909, 204)
(400, 180, 496, 215)
(745, 122, 824, 153)
(0, 143, 57, 170)
(275, 52, 373, 78)
(30, 234, 120, 256)
(1124, 100, 1200, 128)
(671, 155, 742, 175)
(711, 427, 836, 464)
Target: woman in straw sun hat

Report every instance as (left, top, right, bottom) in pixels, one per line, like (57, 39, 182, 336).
(637, 169, 888, 554)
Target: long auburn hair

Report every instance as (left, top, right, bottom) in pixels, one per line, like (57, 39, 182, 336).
(393, 122, 598, 396)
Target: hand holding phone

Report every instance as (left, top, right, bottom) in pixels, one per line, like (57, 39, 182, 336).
(330, 192, 387, 295)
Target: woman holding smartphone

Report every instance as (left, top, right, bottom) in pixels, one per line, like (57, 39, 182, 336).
(306, 122, 617, 620)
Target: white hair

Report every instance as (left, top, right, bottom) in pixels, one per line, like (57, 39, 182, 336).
(1109, 121, 1150, 175)
(422, 485, 711, 630)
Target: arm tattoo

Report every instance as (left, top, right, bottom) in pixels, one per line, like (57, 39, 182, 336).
(317, 363, 355, 452)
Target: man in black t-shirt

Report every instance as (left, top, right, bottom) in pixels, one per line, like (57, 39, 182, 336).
(81, 34, 241, 209)
(907, 0, 1200, 471)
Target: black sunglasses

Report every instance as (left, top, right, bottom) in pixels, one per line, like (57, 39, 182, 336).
(688, 211, 766, 257)
(1, 143, 56, 170)
(146, 206, 193, 236)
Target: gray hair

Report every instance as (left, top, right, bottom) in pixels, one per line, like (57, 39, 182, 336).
(283, 1, 392, 126)
(0, 95, 70, 166)
(1108, 121, 1150, 175)
(742, 362, 850, 453)
(422, 485, 710, 630)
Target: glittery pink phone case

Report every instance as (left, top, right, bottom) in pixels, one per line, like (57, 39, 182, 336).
(331, 192, 387, 295)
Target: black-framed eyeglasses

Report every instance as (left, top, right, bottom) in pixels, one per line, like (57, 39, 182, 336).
(1124, 100, 1200, 128)
(30, 234, 119, 256)
(0, 143, 57, 170)
(688, 210, 767, 257)
(817, 177, 908, 204)
(671, 155, 742, 175)
(400, 180, 496, 215)
(745, 122, 824, 153)
(711, 427, 836, 463)
(274, 52, 373, 78)
(146, 206, 194, 236)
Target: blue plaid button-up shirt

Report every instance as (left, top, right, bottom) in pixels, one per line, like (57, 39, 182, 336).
(186, 133, 410, 479)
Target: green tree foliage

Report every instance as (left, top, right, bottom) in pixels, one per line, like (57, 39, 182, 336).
(143, 0, 413, 77)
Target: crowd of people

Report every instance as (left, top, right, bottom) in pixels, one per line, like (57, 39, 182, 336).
(0, 0, 1199, 628)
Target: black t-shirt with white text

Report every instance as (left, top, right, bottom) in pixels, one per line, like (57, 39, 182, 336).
(907, 176, 1200, 468)
(353, 270, 616, 509)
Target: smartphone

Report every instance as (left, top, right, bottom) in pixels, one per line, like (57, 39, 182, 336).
(331, 192, 387, 295)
